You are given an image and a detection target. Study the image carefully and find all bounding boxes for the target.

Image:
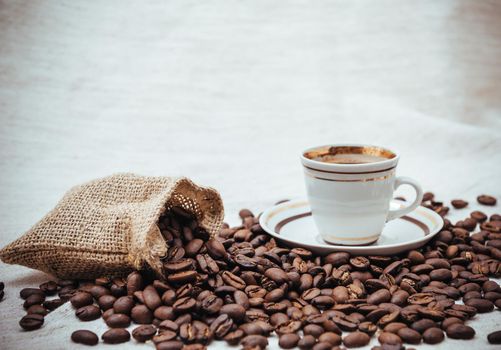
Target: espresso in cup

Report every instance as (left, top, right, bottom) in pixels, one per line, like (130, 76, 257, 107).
(301, 145, 423, 245)
(311, 146, 394, 164)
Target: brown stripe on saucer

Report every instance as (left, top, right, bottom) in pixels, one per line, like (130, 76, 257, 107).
(274, 212, 429, 235)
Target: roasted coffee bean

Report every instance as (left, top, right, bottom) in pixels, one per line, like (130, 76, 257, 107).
(423, 327, 444, 344)
(131, 304, 154, 324)
(126, 271, 143, 295)
(325, 252, 350, 266)
(39, 281, 58, 296)
(343, 331, 370, 347)
(105, 313, 131, 328)
(220, 303, 246, 322)
(206, 239, 226, 259)
(378, 332, 402, 345)
(143, 285, 162, 310)
(488, 330, 501, 344)
(70, 292, 94, 308)
(89, 285, 109, 299)
(26, 304, 48, 316)
(132, 325, 157, 342)
(241, 334, 268, 349)
(223, 329, 244, 345)
(164, 259, 194, 273)
(156, 340, 184, 350)
(446, 323, 475, 339)
(429, 268, 452, 281)
(477, 195, 497, 206)
(153, 331, 177, 343)
(221, 271, 246, 289)
(19, 313, 44, 331)
(71, 330, 99, 346)
(264, 267, 289, 284)
(303, 324, 324, 337)
(173, 296, 196, 313)
(168, 270, 197, 285)
(319, 332, 342, 346)
(98, 294, 116, 310)
(210, 314, 233, 338)
(411, 318, 436, 333)
(43, 298, 65, 311)
(102, 328, 130, 344)
(279, 333, 301, 349)
(23, 293, 45, 309)
(464, 298, 494, 313)
(75, 305, 101, 321)
(451, 199, 468, 209)
(358, 321, 377, 335)
(397, 327, 422, 344)
(20, 287, 44, 299)
(298, 335, 317, 350)
(367, 289, 391, 305)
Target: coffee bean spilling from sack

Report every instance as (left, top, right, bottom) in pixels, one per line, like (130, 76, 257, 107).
(14, 196, 501, 349)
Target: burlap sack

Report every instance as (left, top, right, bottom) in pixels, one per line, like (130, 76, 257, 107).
(0, 174, 224, 279)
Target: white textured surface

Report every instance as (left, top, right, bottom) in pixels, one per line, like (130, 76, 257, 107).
(0, 1, 500, 349)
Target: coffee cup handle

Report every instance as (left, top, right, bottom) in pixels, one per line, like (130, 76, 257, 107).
(387, 176, 424, 222)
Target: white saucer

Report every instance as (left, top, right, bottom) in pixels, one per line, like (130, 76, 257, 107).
(259, 199, 444, 255)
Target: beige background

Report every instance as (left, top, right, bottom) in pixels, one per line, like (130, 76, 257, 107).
(1, 1, 500, 349)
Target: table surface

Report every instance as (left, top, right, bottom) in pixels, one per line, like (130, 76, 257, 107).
(1, 1, 500, 349)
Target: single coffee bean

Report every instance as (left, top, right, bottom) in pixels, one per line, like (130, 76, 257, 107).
(264, 268, 289, 284)
(97, 294, 116, 310)
(26, 304, 48, 316)
(446, 323, 475, 339)
(89, 285, 110, 299)
(101, 328, 130, 344)
(143, 285, 162, 310)
(131, 304, 154, 324)
(241, 334, 268, 349)
(20, 288, 44, 299)
(343, 331, 370, 347)
(451, 199, 468, 209)
(464, 298, 494, 313)
(378, 332, 402, 345)
(43, 298, 65, 311)
(132, 325, 157, 342)
(422, 327, 444, 344)
(367, 289, 391, 305)
(75, 305, 101, 321)
(224, 329, 245, 345)
(168, 270, 198, 285)
(206, 239, 227, 259)
(126, 271, 143, 295)
(163, 259, 194, 273)
(105, 313, 131, 328)
(19, 313, 44, 331)
(71, 330, 99, 346)
(358, 321, 377, 335)
(220, 303, 246, 322)
(70, 292, 94, 308)
(477, 195, 497, 206)
(279, 333, 301, 349)
(113, 296, 134, 315)
(210, 313, 233, 338)
(303, 324, 324, 337)
(397, 327, 422, 344)
(39, 281, 58, 296)
(429, 268, 452, 281)
(319, 332, 342, 346)
(488, 330, 501, 344)
(298, 335, 317, 350)
(23, 293, 45, 309)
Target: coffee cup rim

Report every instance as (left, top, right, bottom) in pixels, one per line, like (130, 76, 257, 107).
(301, 144, 400, 172)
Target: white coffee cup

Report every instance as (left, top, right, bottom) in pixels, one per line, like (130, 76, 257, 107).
(301, 144, 423, 245)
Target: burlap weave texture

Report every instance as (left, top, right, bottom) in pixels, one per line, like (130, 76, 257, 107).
(0, 174, 224, 279)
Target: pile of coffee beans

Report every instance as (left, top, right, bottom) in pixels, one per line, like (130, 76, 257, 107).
(13, 194, 501, 349)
